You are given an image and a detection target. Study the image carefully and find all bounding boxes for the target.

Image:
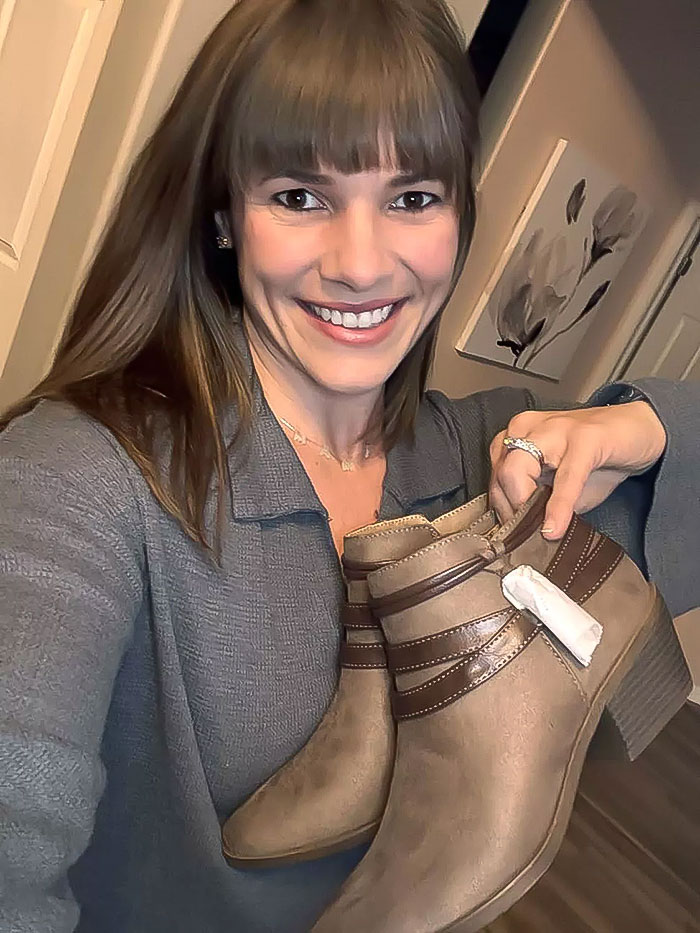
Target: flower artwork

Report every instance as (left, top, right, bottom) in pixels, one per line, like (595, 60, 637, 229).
(455, 139, 647, 381)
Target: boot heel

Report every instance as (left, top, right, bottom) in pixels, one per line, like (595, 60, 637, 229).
(591, 596, 692, 761)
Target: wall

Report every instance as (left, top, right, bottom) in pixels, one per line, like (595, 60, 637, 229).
(0, 0, 489, 411)
(430, 0, 700, 689)
(430, 0, 690, 403)
(0, 0, 179, 409)
(448, 0, 489, 43)
(0, 0, 237, 411)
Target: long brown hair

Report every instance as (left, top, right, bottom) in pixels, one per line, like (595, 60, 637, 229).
(1, 0, 480, 551)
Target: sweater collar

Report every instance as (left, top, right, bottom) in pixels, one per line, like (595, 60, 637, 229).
(225, 322, 464, 521)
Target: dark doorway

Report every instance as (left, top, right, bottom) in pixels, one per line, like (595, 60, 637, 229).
(468, 0, 531, 96)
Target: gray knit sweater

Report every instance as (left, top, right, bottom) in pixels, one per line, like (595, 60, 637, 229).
(1, 372, 697, 933)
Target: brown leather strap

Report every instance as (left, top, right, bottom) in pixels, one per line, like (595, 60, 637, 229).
(545, 515, 595, 590)
(385, 514, 591, 677)
(341, 556, 394, 582)
(391, 613, 537, 719)
(340, 603, 377, 630)
(385, 609, 512, 673)
(370, 490, 551, 617)
(339, 640, 387, 669)
(391, 516, 623, 720)
(499, 486, 551, 553)
(368, 554, 487, 617)
(567, 535, 623, 603)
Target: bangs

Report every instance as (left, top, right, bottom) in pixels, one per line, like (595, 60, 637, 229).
(225, 0, 472, 204)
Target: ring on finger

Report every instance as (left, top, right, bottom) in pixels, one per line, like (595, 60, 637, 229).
(502, 435, 545, 468)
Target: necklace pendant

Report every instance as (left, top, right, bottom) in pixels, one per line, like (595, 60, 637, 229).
(320, 447, 333, 460)
(341, 459, 354, 472)
(293, 431, 307, 444)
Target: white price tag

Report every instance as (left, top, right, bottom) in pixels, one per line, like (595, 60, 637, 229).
(502, 565, 602, 666)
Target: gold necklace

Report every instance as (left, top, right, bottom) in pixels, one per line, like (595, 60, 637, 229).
(278, 416, 371, 472)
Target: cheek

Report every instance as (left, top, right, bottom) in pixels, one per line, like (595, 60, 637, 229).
(398, 218, 459, 287)
(242, 209, 321, 283)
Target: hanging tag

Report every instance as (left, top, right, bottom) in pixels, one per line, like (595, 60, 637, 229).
(501, 565, 602, 666)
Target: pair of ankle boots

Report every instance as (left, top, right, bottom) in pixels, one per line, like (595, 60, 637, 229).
(222, 489, 691, 932)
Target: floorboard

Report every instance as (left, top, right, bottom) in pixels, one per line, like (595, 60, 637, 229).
(485, 702, 700, 932)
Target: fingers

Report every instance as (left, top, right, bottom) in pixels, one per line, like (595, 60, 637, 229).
(488, 409, 619, 540)
(489, 412, 585, 539)
(489, 431, 516, 523)
(489, 477, 515, 525)
(542, 442, 596, 539)
(489, 426, 546, 524)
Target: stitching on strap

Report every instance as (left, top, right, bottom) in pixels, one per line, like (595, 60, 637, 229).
(564, 526, 596, 589)
(579, 550, 623, 602)
(343, 662, 388, 669)
(396, 613, 519, 698)
(397, 624, 539, 719)
(390, 610, 508, 650)
(547, 516, 579, 577)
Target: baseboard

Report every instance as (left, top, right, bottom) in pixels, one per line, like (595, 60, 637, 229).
(689, 685, 700, 706)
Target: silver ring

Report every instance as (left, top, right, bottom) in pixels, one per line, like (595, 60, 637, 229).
(503, 435, 545, 467)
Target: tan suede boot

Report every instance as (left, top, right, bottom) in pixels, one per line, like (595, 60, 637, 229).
(312, 489, 691, 932)
(222, 495, 495, 867)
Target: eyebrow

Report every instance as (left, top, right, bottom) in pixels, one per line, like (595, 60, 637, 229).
(387, 172, 441, 189)
(260, 169, 441, 188)
(261, 169, 335, 185)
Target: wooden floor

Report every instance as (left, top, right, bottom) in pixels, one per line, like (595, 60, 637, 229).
(486, 702, 700, 933)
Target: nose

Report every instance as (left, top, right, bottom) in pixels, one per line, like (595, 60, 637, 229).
(319, 203, 395, 293)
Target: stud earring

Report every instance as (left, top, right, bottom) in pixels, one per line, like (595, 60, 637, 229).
(216, 235, 232, 250)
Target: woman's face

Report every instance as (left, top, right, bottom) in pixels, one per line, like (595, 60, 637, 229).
(236, 162, 459, 396)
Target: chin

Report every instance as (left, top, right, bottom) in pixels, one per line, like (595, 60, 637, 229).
(310, 363, 395, 397)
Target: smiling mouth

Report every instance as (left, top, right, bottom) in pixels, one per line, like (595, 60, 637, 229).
(298, 299, 405, 330)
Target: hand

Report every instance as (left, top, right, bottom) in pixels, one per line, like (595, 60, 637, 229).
(489, 401, 667, 540)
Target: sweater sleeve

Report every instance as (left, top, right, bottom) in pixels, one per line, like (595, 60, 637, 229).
(587, 377, 700, 618)
(0, 404, 145, 933)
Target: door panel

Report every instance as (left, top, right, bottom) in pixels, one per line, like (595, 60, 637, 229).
(624, 226, 700, 382)
(0, 0, 121, 376)
(649, 315, 700, 380)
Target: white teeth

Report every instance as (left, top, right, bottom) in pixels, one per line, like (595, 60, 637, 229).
(305, 301, 397, 329)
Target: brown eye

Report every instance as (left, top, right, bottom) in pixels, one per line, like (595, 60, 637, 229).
(274, 188, 324, 211)
(393, 191, 439, 212)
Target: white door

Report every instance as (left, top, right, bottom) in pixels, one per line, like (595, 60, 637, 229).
(0, 0, 239, 409)
(0, 0, 123, 378)
(0, 0, 489, 407)
(623, 219, 700, 381)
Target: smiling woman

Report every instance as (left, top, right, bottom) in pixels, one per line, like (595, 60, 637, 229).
(2, 0, 479, 551)
(237, 165, 459, 426)
(0, 1, 695, 933)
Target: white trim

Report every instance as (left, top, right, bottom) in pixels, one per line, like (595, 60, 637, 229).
(455, 138, 568, 356)
(577, 201, 700, 398)
(48, 0, 185, 364)
(477, 0, 571, 192)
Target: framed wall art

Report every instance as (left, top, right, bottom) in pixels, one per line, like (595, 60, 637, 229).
(455, 138, 648, 381)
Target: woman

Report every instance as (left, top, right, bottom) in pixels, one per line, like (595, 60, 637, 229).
(0, 1, 696, 931)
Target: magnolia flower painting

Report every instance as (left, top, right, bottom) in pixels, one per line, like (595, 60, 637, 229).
(456, 139, 648, 381)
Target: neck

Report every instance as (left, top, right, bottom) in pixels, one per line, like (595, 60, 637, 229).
(244, 317, 383, 461)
